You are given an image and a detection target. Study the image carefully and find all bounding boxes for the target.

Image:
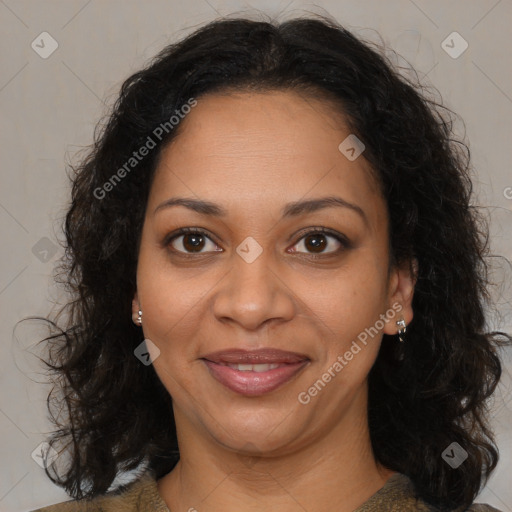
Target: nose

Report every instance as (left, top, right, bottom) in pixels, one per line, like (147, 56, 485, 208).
(211, 245, 296, 332)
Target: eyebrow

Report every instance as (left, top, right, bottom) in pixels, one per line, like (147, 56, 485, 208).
(154, 196, 368, 226)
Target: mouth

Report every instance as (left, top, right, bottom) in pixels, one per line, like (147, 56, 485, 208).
(212, 362, 287, 371)
(201, 348, 310, 396)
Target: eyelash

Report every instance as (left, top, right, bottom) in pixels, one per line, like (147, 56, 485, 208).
(163, 226, 351, 259)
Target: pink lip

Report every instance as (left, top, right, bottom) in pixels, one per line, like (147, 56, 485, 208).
(201, 349, 310, 396)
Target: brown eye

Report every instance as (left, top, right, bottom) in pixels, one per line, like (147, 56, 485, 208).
(167, 229, 221, 254)
(302, 233, 328, 253)
(290, 229, 347, 255)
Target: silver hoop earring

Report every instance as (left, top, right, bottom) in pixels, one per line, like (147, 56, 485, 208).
(396, 318, 407, 343)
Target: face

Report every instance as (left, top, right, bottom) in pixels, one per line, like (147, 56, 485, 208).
(134, 90, 415, 456)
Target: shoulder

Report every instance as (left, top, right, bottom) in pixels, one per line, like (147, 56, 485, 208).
(355, 473, 504, 512)
(466, 506, 503, 512)
(30, 471, 170, 512)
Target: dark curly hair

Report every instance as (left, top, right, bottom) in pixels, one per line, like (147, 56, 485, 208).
(33, 13, 511, 510)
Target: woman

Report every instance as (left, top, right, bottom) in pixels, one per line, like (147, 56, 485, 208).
(31, 13, 510, 512)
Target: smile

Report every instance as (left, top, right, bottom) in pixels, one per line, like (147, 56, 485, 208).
(202, 359, 309, 396)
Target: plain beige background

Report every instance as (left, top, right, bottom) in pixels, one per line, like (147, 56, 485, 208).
(1, 1, 511, 511)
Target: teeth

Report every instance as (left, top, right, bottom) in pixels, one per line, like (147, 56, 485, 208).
(226, 363, 281, 372)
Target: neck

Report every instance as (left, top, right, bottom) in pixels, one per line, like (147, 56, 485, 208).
(157, 388, 395, 512)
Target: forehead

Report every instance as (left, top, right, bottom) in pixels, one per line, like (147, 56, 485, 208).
(163, 89, 356, 161)
(149, 90, 385, 229)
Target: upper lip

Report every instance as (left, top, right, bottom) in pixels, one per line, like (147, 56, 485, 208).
(201, 348, 309, 364)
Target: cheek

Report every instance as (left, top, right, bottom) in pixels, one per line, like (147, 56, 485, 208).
(303, 263, 388, 381)
(136, 245, 209, 336)
(309, 286, 386, 404)
(301, 261, 386, 331)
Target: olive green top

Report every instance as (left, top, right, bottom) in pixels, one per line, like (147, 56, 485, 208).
(31, 471, 503, 512)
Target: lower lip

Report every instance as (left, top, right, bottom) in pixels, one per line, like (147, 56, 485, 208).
(202, 360, 309, 396)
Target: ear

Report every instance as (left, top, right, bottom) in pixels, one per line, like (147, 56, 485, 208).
(131, 292, 140, 325)
(383, 258, 418, 336)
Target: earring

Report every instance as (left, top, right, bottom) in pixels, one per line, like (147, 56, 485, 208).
(135, 309, 142, 326)
(396, 318, 407, 343)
